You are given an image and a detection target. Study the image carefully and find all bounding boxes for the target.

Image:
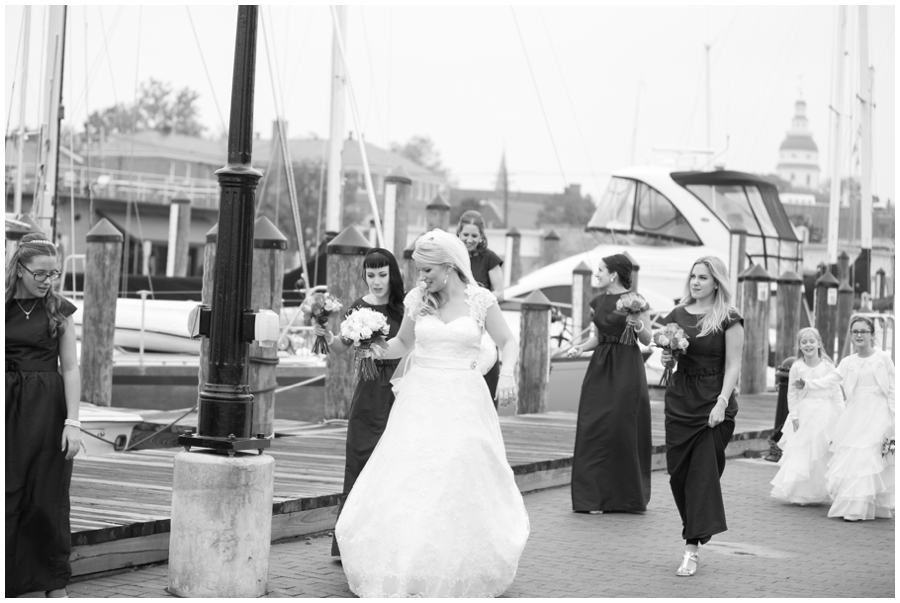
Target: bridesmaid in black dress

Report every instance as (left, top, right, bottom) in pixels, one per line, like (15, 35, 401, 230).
(6, 234, 84, 598)
(659, 256, 743, 578)
(314, 248, 405, 557)
(456, 210, 504, 404)
(566, 254, 653, 513)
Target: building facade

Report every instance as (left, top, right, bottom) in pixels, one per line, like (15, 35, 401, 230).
(776, 98, 821, 189)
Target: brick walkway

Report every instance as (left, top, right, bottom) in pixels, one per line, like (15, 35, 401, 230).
(69, 457, 894, 598)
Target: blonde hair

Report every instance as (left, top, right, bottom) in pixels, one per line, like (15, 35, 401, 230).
(795, 327, 833, 364)
(5, 233, 68, 338)
(412, 234, 470, 315)
(679, 256, 737, 337)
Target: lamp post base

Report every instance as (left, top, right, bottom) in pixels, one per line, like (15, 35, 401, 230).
(167, 449, 275, 598)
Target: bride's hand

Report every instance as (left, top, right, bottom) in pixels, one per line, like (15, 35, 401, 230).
(496, 374, 517, 407)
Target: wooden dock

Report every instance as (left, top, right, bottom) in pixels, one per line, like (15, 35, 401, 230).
(69, 392, 778, 577)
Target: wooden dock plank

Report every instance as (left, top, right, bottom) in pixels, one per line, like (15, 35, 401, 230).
(68, 394, 778, 576)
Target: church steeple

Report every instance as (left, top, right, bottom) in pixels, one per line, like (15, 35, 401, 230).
(495, 151, 510, 226)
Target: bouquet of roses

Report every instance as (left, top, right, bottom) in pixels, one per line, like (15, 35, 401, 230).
(615, 292, 649, 346)
(652, 323, 689, 387)
(882, 437, 895, 458)
(340, 307, 391, 381)
(300, 292, 343, 354)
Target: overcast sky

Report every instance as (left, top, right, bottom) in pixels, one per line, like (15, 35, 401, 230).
(5, 4, 896, 204)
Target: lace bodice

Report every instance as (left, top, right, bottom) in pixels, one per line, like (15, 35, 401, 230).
(404, 285, 494, 363)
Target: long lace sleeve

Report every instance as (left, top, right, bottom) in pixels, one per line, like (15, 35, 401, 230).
(787, 362, 801, 421)
(805, 362, 842, 390)
(885, 354, 895, 420)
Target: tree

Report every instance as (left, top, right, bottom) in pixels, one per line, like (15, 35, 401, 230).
(389, 135, 448, 176)
(450, 198, 483, 225)
(87, 78, 205, 137)
(537, 193, 596, 226)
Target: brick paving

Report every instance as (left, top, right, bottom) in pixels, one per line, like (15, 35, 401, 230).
(69, 457, 894, 598)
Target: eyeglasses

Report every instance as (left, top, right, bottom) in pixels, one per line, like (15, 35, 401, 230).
(18, 263, 61, 283)
(850, 330, 873, 336)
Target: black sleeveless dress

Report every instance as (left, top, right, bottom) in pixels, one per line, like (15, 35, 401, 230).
(571, 293, 652, 512)
(6, 295, 77, 597)
(332, 298, 401, 556)
(661, 305, 741, 543)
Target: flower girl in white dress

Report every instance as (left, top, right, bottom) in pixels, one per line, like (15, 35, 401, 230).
(334, 230, 530, 597)
(826, 316, 895, 521)
(770, 328, 843, 504)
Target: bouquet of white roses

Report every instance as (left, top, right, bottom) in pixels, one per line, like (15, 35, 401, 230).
(340, 307, 391, 381)
(300, 292, 343, 354)
(615, 292, 649, 346)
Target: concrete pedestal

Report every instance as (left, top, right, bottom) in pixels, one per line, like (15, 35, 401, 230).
(167, 450, 275, 598)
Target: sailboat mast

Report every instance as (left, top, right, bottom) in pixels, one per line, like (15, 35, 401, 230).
(325, 5, 347, 235)
(33, 5, 67, 240)
(826, 6, 846, 266)
(857, 5, 873, 289)
(705, 43, 712, 150)
(14, 6, 31, 216)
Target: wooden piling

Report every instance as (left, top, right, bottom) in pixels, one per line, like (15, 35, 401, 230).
(774, 270, 802, 365)
(199, 224, 217, 394)
(426, 194, 451, 232)
(875, 268, 886, 298)
(571, 261, 593, 337)
(166, 197, 191, 277)
(542, 230, 560, 267)
(738, 263, 772, 395)
(814, 270, 840, 360)
(506, 228, 522, 285)
(518, 289, 552, 414)
(383, 166, 412, 259)
(403, 241, 418, 293)
(249, 216, 287, 438)
(325, 226, 371, 419)
(729, 229, 747, 301)
(836, 251, 854, 361)
(82, 218, 123, 407)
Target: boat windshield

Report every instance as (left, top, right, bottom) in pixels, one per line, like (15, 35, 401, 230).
(588, 177, 701, 245)
(684, 182, 802, 274)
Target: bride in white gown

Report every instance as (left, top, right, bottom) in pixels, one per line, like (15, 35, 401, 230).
(334, 229, 530, 598)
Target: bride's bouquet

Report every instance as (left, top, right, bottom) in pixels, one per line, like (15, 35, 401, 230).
(340, 307, 391, 381)
(615, 292, 649, 346)
(652, 323, 689, 387)
(883, 437, 895, 458)
(300, 292, 343, 355)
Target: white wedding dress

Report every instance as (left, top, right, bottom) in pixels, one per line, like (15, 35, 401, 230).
(335, 286, 530, 598)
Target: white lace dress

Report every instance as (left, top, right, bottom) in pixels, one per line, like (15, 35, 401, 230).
(335, 286, 530, 597)
(826, 351, 895, 520)
(770, 359, 843, 504)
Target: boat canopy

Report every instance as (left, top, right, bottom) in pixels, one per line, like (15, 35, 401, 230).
(587, 167, 802, 276)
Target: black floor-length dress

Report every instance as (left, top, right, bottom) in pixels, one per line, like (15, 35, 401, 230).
(6, 296, 77, 597)
(332, 299, 401, 556)
(571, 293, 652, 512)
(661, 306, 742, 542)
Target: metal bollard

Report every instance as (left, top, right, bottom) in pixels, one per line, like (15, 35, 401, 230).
(764, 356, 797, 462)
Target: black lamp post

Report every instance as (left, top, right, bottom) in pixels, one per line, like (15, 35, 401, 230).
(180, 5, 269, 455)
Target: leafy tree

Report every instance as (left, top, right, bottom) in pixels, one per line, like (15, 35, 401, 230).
(537, 192, 596, 226)
(389, 135, 448, 176)
(450, 197, 482, 225)
(87, 78, 205, 137)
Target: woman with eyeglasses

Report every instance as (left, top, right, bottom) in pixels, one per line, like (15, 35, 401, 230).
(825, 316, 895, 522)
(5, 233, 83, 598)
